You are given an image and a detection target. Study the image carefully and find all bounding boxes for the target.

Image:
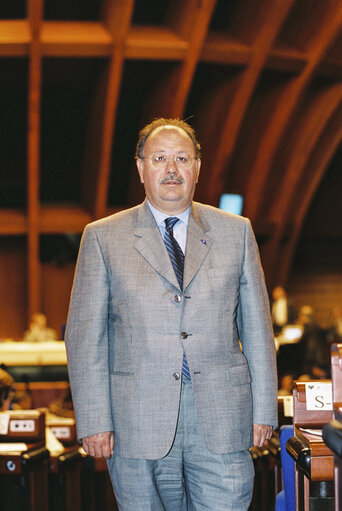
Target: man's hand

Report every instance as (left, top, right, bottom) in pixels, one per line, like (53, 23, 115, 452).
(82, 431, 114, 459)
(253, 424, 273, 447)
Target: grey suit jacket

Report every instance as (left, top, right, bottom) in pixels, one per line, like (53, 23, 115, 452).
(65, 200, 278, 459)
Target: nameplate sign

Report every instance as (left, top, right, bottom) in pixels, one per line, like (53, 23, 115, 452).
(305, 382, 332, 411)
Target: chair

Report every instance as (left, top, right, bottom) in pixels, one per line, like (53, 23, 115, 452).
(275, 425, 295, 511)
(327, 342, 342, 510)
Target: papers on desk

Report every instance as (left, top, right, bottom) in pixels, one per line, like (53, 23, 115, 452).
(46, 427, 65, 456)
(278, 395, 293, 417)
(283, 395, 293, 417)
(6, 410, 41, 417)
(0, 443, 27, 453)
(299, 428, 323, 437)
(0, 413, 10, 435)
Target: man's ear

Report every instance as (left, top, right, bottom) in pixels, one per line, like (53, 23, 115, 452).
(136, 158, 144, 184)
(195, 159, 201, 183)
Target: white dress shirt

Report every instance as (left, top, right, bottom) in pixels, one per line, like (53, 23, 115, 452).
(147, 200, 191, 254)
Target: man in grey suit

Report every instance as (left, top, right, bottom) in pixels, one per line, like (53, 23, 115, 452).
(65, 118, 278, 510)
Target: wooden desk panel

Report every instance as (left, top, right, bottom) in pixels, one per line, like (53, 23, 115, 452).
(48, 446, 83, 511)
(0, 444, 49, 511)
(331, 344, 342, 511)
(331, 344, 342, 403)
(293, 380, 333, 428)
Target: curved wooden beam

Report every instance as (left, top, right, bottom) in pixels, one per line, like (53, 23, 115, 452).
(141, 0, 217, 120)
(81, 0, 135, 219)
(196, 0, 294, 204)
(272, 100, 342, 286)
(270, 84, 342, 225)
(244, 2, 342, 221)
(260, 84, 342, 285)
(129, 0, 216, 206)
(167, 0, 218, 117)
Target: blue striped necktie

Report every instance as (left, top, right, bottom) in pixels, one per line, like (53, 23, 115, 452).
(164, 217, 191, 380)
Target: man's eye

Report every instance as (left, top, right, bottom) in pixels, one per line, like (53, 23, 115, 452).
(176, 156, 188, 163)
(154, 155, 167, 162)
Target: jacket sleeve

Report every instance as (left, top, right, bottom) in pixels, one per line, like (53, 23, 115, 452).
(237, 218, 278, 428)
(65, 224, 114, 440)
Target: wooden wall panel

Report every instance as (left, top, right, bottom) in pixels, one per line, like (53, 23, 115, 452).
(41, 261, 76, 338)
(0, 238, 27, 339)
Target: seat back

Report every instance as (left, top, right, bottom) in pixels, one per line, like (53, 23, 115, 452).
(331, 343, 342, 407)
(280, 425, 295, 511)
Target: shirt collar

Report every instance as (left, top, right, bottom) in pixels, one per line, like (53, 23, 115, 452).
(147, 200, 191, 227)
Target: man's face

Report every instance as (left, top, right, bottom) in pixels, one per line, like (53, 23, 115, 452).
(136, 126, 201, 215)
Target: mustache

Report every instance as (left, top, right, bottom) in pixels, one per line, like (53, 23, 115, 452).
(160, 175, 184, 184)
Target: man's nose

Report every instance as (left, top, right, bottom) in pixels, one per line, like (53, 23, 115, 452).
(166, 155, 177, 173)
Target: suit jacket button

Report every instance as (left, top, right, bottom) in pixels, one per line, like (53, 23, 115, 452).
(174, 295, 182, 303)
(181, 332, 188, 339)
(173, 372, 180, 380)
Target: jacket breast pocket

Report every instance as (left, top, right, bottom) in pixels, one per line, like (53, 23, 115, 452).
(227, 364, 251, 386)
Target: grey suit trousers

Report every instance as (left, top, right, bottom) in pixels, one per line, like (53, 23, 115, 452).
(107, 377, 254, 511)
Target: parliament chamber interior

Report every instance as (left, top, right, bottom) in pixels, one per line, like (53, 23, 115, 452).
(1, 0, 342, 509)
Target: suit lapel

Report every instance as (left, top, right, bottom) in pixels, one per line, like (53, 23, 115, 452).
(183, 203, 213, 290)
(133, 201, 213, 291)
(133, 201, 180, 290)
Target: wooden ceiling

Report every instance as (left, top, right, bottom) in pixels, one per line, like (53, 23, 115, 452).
(1, 0, 342, 320)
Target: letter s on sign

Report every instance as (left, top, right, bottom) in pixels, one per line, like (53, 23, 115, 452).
(315, 395, 324, 408)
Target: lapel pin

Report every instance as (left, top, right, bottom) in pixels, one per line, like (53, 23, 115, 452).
(201, 239, 207, 245)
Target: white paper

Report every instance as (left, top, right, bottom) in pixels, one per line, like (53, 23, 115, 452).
(299, 428, 322, 437)
(305, 382, 332, 411)
(0, 443, 27, 453)
(8, 410, 40, 417)
(283, 395, 293, 417)
(0, 413, 10, 434)
(46, 427, 65, 456)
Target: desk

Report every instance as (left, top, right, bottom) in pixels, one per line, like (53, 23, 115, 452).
(333, 408, 342, 511)
(0, 341, 68, 381)
(93, 457, 118, 511)
(323, 412, 342, 511)
(267, 430, 282, 497)
(78, 453, 118, 511)
(330, 343, 342, 510)
(250, 443, 276, 511)
(287, 428, 334, 511)
(0, 443, 49, 511)
(295, 428, 334, 481)
(287, 380, 334, 511)
(49, 446, 83, 511)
